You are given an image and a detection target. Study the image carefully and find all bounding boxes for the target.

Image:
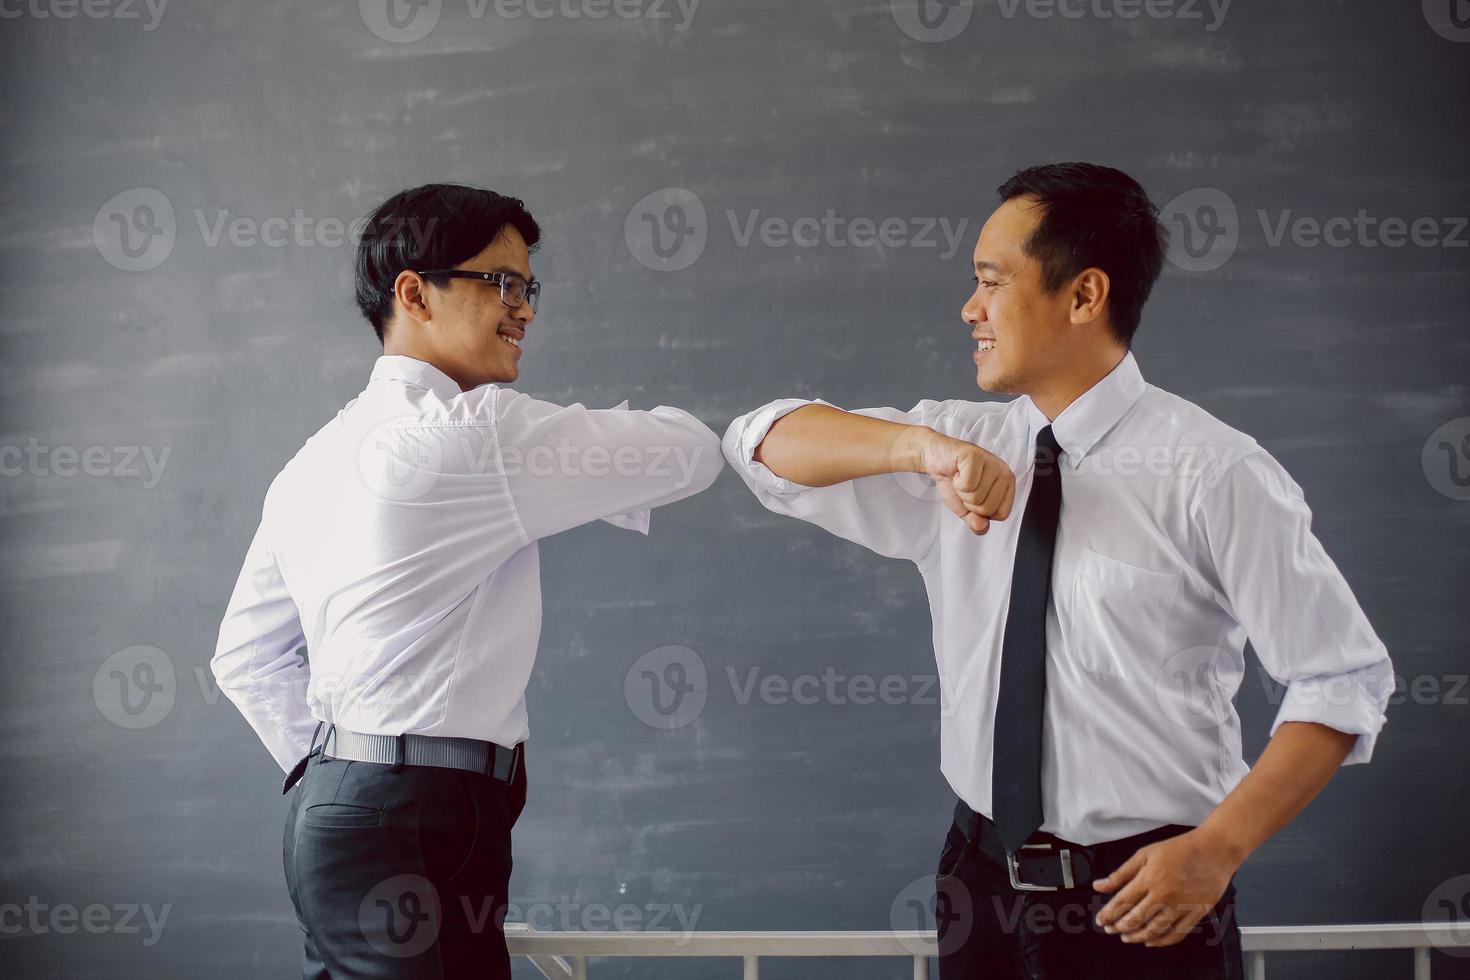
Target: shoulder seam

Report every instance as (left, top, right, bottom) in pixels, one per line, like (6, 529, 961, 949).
(1188, 445, 1272, 526)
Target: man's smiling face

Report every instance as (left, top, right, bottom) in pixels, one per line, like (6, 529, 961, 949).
(424, 225, 536, 388)
(388, 223, 537, 391)
(961, 195, 1078, 397)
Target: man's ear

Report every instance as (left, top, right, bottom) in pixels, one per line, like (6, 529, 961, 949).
(393, 270, 433, 327)
(1070, 268, 1110, 325)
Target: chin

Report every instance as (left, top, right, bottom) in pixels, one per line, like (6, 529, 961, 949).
(479, 360, 517, 385)
(975, 363, 1016, 396)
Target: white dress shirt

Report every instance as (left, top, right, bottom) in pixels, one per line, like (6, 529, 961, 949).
(214, 355, 724, 773)
(723, 351, 1393, 845)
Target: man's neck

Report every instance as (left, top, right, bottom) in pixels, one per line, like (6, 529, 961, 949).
(1028, 348, 1128, 422)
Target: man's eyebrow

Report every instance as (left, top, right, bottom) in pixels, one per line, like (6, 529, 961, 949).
(974, 260, 1004, 273)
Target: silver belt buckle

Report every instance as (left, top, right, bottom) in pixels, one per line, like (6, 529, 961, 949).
(1006, 842, 1074, 892)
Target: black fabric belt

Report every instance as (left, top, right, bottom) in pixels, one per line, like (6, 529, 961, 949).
(953, 798, 1195, 892)
(281, 720, 522, 795)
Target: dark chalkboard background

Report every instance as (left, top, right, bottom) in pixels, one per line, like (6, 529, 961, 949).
(1, 1, 1467, 977)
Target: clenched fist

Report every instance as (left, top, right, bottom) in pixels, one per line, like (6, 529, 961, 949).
(911, 428, 1016, 535)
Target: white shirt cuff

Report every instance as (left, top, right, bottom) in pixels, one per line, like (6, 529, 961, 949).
(1268, 659, 1393, 766)
(721, 397, 830, 495)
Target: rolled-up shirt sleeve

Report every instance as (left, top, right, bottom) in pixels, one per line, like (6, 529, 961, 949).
(722, 397, 959, 564)
(1195, 450, 1393, 765)
(496, 389, 724, 542)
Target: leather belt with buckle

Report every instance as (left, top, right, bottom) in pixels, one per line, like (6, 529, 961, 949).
(1004, 840, 1092, 892)
(282, 720, 523, 795)
(952, 798, 1191, 892)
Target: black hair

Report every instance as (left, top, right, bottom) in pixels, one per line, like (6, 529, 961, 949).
(353, 183, 542, 343)
(996, 163, 1166, 347)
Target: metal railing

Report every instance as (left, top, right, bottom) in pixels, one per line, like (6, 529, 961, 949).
(506, 923, 1467, 979)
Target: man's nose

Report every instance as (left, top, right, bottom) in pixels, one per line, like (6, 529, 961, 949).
(962, 294, 985, 326)
(511, 301, 534, 326)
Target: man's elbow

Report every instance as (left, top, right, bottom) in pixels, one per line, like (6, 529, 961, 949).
(210, 637, 248, 697)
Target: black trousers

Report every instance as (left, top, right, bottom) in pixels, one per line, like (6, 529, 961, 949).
(934, 812, 1244, 979)
(283, 744, 528, 979)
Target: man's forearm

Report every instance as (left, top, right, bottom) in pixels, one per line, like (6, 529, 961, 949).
(753, 404, 931, 487)
(1196, 720, 1359, 864)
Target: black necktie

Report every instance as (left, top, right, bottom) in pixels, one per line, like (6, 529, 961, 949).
(991, 424, 1064, 855)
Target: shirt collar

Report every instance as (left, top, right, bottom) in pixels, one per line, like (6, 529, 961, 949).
(1023, 351, 1146, 465)
(369, 355, 465, 399)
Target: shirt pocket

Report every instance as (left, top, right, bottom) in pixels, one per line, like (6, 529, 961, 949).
(1067, 547, 1181, 683)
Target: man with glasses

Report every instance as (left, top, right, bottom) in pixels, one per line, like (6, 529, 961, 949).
(722, 162, 1393, 978)
(213, 183, 724, 978)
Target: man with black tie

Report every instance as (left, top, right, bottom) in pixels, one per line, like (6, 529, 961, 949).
(213, 183, 724, 978)
(722, 162, 1393, 978)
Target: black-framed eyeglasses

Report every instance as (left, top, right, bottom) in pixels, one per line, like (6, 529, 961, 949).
(416, 269, 540, 312)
